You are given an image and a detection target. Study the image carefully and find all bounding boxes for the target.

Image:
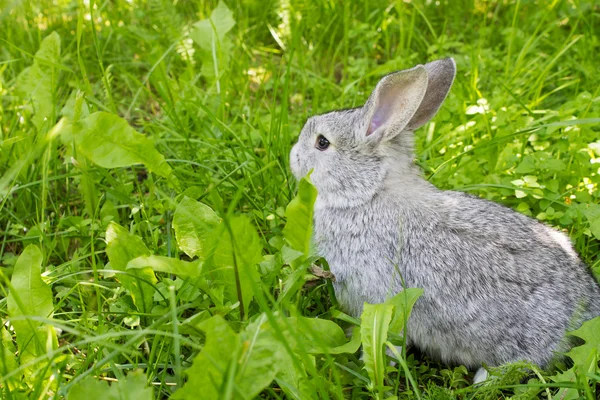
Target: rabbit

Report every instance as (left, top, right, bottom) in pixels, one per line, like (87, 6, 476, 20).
(289, 58, 600, 382)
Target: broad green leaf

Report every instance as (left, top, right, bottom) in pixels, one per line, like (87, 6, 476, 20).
(67, 370, 152, 400)
(514, 155, 536, 174)
(174, 315, 281, 400)
(288, 316, 360, 354)
(361, 302, 394, 396)
(127, 255, 202, 277)
(61, 90, 90, 121)
(172, 316, 237, 399)
(552, 317, 600, 400)
(1, 318, 20, 391)
(172, 197, 221, 259)
(105, 222, 157, 313)
(191, 1, 235, 50)
(281, 245, 304, 265)
(127, 255, 223, 306)
(582, 204, 600, 240)
(208, 216, 263, 316)
(15, 31, 61, 130)
(278, 262, 312, 308)
(275, 366, 311, 400)
(7, 245, 57, 382)
(262, 316, 311, 398)
(200, 39, 233, 79)
(549, 367, 579, 400)
(171, 197, 262, 315)
(0, 95, 66, 198)
(330, 326, 362, 354)
(0, 128, 58, 197)
(540, 157, 566, 171)
(330, 308, 361, 326)
(236, 317, 287, 398)
(386, 288, 424, 335)
(283, 176, 317, 256)
(566, 316, 600, 373)
(190, 1, 236, 80)
(269, 317, 311, 400)
(61, 112, 172, 177)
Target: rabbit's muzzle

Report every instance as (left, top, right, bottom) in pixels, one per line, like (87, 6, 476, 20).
(289, 144, 303, 180)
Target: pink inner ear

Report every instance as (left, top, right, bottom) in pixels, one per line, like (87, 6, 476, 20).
(367, 118, 381, 136)
(367, 99, 393, 136)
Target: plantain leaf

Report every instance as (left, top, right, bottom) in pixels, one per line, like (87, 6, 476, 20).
(126, 254, 225, 306)
(6, 245, 57, 383)
(207, 216, 263, 316)
(173, 315, 282, 400)
(283, 176, 317, 257)
(288, 316, 360, 354)
(15, 31, 61, 131)
(60, 112, 172, 177)
(172, 196, 221, 259)
(361, 302, 394, 396)
(67, 370, 152, 400)
(105, 222, 157, 313)
(330, 326, 362, 354)
(172, 315, 237, 399)
(2, 32, 63, 196)
(547, 316, 600, 400)
(236, 317, 287, 398)
(190, 1, 236, 80)
(549, 367, 579, 400)
(566, 316, 600, 372)
(191, 1, 235, 51)
(127, 255, 202, 277)
(61, 90, 90, 121)
(0, 326, 19, 391)
(171, 197, 263, 315)
(171, 196, 262, 315)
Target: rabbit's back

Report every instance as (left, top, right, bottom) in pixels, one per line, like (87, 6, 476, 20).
(398, 190, 600, 367)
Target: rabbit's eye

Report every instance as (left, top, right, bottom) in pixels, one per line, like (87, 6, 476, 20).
(315, 135, 330, 151)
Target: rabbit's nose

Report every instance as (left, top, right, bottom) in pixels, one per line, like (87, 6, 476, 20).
(289, 144, 302, 179)
(291, 144, 300, 161)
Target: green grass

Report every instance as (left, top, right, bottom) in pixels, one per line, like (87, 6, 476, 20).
(1, 0, 600, 398)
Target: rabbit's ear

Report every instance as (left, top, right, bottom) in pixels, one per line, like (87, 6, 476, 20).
(405, 58, 456, 131)
(364, 65, 428, 139)
(364, 58, 456, 139)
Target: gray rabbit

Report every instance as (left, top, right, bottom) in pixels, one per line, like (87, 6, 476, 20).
(289, 58, 600, 382)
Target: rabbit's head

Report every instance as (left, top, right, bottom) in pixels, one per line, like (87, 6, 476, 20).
(290, 58, 456, 207)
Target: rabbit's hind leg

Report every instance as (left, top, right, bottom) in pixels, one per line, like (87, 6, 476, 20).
(473, 367, 488, 384)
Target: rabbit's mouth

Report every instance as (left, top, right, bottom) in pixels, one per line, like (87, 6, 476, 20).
(289, 144, 303, 180)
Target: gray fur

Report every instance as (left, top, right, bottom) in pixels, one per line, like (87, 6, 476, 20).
(289, 58, 600, 369)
